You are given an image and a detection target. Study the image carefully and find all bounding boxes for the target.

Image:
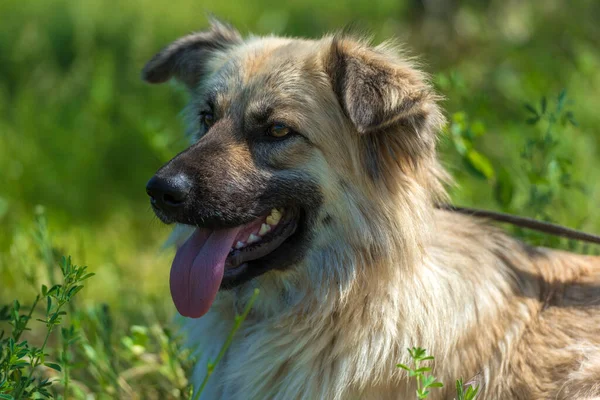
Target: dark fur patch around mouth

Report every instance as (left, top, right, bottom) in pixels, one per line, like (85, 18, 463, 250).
(157, 176, 322, 289)
(151, 202, 176, 224)
(216, 177, 323, 289)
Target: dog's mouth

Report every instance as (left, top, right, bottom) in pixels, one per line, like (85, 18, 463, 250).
(224, 208, 298, 275)
(169, 208, 299, 318)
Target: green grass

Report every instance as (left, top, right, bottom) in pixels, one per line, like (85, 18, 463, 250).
(1, 0, 599, 397)
(1, 211, 260, 399)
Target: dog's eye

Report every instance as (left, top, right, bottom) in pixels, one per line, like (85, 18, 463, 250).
(200, 112, 215, 130)
(269, 124, 291, 138)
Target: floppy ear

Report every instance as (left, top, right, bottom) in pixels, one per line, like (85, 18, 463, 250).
(324, 37, 440, 135)
(141, 19, 241, 88)
(324, 36, 447, 191)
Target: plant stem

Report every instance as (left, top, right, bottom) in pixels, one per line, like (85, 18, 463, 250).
(415, 359, 422, 399)
(14, 300, 66, 400)
(62, 335, 70, 400)
(14, 295, 40, 342)
(194, 288, 260, 400)
(35, 209, 56, 287)
(64, 370, 69, 400)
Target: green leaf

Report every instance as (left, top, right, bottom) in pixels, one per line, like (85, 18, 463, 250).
(39, 378, 52, 387)
(540, 96, 547, 115)
(464, 150, 495, 180)
(0, 394, 15, 399)
(410, 347, 427, 359)
(465, 385, 480, 400)
(397, 363, 411, 371)
(526, 116, 540, 125)
(457, 378, 480, 400)
(564, 111, 578, 127)
(456, 380, 465, 399)
(66, 285, 83, 299)
(80, 273, 95, 281)
(557, 89, 567, 112)
(82, 344, 97, 362)
(470, 121, 486, 137)
(46, 298, 52, 315)
(524, 103, 538, 116)
(13, 361, 30, 368)
(422, 375, 441, 388)
(44, 362, 62, 372)
(452, 136, 470, 156)
(46, 285, 61, 297)
(428, 382, 444, 388)
(48, 313, 62, 324)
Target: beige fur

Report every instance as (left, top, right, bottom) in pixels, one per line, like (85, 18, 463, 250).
(145, 22, 600, 399)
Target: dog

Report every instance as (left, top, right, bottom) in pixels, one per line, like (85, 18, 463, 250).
(142, 19, 600, 399)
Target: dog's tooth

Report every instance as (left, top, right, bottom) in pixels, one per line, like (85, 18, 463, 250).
(235, 241, 245, 249)
(247, 234, 260, 244)
(268, 209, 282, 225)
(259, 223, 271, 236)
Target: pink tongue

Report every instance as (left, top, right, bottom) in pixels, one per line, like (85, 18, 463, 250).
(170, 227, 241, 318)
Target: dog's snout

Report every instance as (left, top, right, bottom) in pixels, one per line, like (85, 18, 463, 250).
(146, 173, 192, 211)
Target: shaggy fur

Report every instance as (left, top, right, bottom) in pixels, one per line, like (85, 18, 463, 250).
(143, 20, 600, 399)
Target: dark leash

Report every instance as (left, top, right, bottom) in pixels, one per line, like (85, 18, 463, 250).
(438, 204, 600, 246)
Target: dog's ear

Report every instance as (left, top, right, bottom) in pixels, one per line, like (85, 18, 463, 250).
(324, 36, 439, 135)
(324, 36, 447, 191)
(142, 19, 241, 88)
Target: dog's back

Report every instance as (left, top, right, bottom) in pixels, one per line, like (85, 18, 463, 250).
(430, 210, 600, 399)
(503, 249, 600, 399)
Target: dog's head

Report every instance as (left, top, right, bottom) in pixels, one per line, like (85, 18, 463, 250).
(143, 20, 446, 318)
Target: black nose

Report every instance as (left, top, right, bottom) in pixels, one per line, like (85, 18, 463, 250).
(146, 173, 192, 211)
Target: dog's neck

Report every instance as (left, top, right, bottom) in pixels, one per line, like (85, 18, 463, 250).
(217, 202, 555, 392)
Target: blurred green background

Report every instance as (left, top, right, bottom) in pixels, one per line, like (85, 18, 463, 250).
(0, 0, 599, 395)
